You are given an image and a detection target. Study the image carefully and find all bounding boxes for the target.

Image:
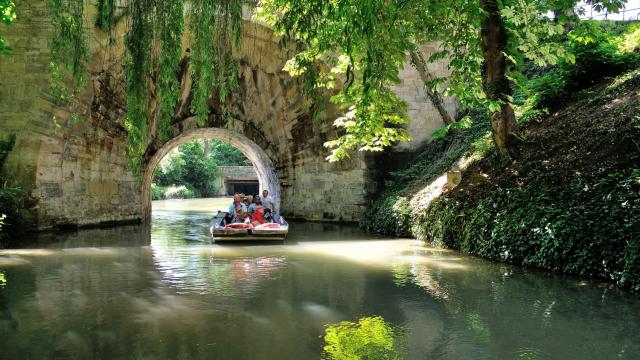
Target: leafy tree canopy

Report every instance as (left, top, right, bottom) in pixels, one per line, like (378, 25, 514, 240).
(209, 140, 252, 166)
(257, 0, 626, 160)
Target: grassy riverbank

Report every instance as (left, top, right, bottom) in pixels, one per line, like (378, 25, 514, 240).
(365, 67, 640, 291)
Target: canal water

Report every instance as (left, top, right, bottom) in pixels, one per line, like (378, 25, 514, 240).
(1, 198, 639, 359)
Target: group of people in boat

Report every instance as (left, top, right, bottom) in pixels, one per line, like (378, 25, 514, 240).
(223, 189, 278, 227)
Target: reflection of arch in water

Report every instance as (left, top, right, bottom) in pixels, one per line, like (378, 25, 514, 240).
(142, 126, 280, 218)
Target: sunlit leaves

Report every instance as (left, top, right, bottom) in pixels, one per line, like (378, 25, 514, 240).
(324, 86, 410, 161)
(258, 0, 416, 161)
(258, 0, 630, 158)
(502, 1, 572, 68)
(0, 0, 16, 54)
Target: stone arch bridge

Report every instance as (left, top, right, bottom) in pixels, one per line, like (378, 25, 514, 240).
(0, 2, 456, 230)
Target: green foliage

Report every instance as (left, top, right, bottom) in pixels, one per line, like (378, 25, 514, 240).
(152, 139, 251, 199)
(258, 0, 417, 161)
(95, 0, 116, 32)
(431, 116, 473, 139)
(528, 21, 640, 109)
(323, 86, 410, 161)
(179, 141, 219, 196)
(151, 183, 166, 200)
(155, 0, 184, 139)
(123, 0, 242, 175)
(209, 140, 251, 166)
(48, 0, 89, 105)
(153, 139, 220, 197)
(0, 0, 16, 54)
(420, 170, 640, 291)
(151, 183, 200, 200)
(168, 185, 197, 199)
(124, 0, 155, 175)
(322, 316, 405, 360)
(258, 0, 627, 161)
(189, 0, 242, 125)
(620, 23, 640, 52)
(362, 195, 413, 237)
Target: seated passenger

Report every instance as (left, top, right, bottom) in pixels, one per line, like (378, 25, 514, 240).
(251, 206, 266, 226)
(232, 203, 248, 223)
(248, 195, 262, 216)
(228, 193, 247, 215)
(244, 194, 254, 207)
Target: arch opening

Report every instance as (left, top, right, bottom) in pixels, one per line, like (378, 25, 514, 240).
(142, 127, 280, 218)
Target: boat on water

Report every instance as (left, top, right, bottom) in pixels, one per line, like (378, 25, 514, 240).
(210, 211, 289, 242)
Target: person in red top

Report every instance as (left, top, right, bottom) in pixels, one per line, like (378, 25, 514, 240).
(251, 206, 266, 226)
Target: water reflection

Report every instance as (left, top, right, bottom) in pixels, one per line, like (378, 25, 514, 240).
(0, 199, 639, 359)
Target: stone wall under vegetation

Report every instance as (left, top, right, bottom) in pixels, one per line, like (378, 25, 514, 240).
(0, 2, 453, 230)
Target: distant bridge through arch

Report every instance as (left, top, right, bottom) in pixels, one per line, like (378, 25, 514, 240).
(142, 126, 280, 217)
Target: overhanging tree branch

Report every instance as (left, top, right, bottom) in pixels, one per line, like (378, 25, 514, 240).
(409, 49, 454, 126)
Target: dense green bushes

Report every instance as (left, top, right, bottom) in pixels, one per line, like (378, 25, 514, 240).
(528, 21, 640, 110)
(418, 170, 640, 291)
(151, 184, 198, 200)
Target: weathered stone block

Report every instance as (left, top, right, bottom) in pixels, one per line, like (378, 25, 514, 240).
(40, 182, 62, 198)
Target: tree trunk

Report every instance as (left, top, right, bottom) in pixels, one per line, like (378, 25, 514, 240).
(409, 49, 454, 125)
(479, 0, 518, 159)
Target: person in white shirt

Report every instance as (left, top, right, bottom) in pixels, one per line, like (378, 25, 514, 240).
(261, 189, 277, 214)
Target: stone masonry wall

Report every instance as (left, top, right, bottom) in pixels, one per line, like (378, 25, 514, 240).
(213, 166, 258, 196)
(0, 1, 141, 229)
(391, 43, 459, 152)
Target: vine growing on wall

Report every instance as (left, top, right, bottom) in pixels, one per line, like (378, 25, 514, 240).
(123, 0, 243, 175)
(155, 0, 184, 140)
(46, 0, 243, 175)
(124, 0, 154, 174)
(189, 0, 242, 125)
(48, 0, 89, 105)
(95, 0, 115, 32)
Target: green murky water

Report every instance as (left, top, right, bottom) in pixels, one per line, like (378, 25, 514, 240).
(1, 199, 639, 359)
